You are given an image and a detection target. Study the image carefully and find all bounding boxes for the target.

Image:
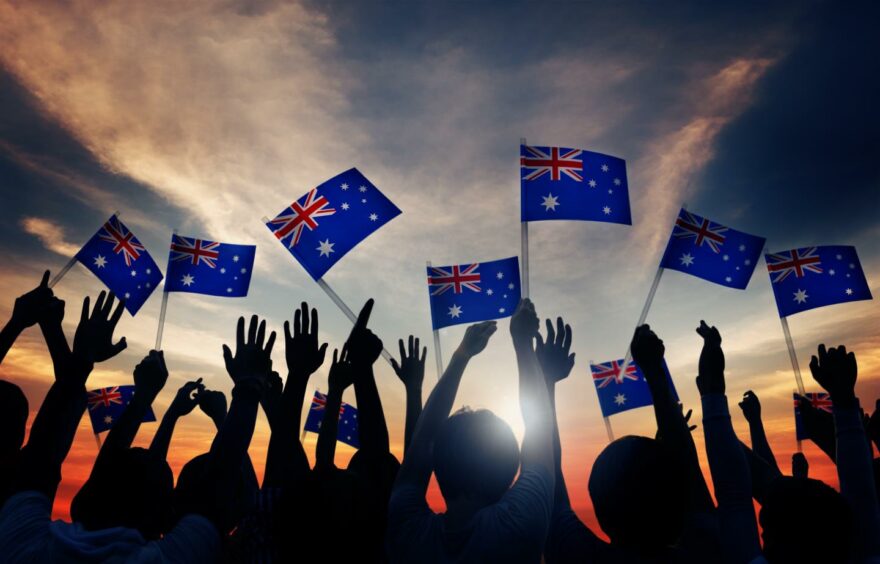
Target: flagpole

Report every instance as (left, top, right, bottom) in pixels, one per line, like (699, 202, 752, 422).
(301, 429, 308, 443)
(520, 137, 530, 298)
(154, 229, 176, 351)
(94, 432, 102, 450)
(780, 317, 806, 396)
(603, 417, 615, 442)
(48, 210, 121, 289)
(426, 261, 445, 380)
(314, 277, 394, 366)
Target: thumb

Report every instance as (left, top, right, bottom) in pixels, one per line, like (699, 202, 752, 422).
(111, 337, 127, 356)
(222, 344, 233, 369)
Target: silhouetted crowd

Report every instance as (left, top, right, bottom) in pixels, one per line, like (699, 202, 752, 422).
(0, 272, 878, 563)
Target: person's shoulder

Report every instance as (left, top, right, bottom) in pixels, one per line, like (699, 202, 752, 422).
(0, 490, 51, 520)
(154, 514, 221, 561)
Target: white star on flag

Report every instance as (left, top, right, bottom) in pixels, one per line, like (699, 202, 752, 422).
(359, 185, 367, 192)
(542, 193, 560, 211)
(793, 289, 809, 303)
(601, 164, 609, 172)
(845, 288, 853, 295)
(316, 239, 335, 257)
(448, 304, 462, 318)
(588, 179, 597, 188)
(613, 178, 621, 185)
(369, 213, 378, 221)
(341, 183, 349, 190)
(94, 255, 107, 268)
(680, 253, 695, 266)
(614, 393, 626, 405)
(602, 206, 612, 215)
(342, 202, 350, 210)
(181, 274, 195, 286)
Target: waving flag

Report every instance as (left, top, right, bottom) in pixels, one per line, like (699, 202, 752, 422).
(86, 385, 156, 434)
(590, 359, 678, 417)
(427, 256, 521, 330)
(766, 245, 872, 317)
(303, 390, 360, 449)
(164, 235, 256, 297)
(793, 392, 833, 441)
(75, 215, 163, 315)
(520, 144, 631, 225)
(266, 168, 401, 280)
(659, 208, 765, 289)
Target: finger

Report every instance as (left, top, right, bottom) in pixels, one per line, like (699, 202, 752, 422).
(556, 317, 565, 345)
(80, 296, 90, 325)
(103, 292, 117, 318)
(110, 299, 125, 328)
(265, 331, 277, 355)
(248, 315, 258, 344)
(318, 343, 327, 359)
(256, 319, 266, 347)
(355, 298, 374, 330)
(535, 332, 545, 351)
(310, 305, 319, 337)
(236, 317, 245, 350)
(414, 337, 420, 356)
(408, 335, 414, 356)
(562, 324, 572, 353)
(420, 346, 427, 364)
(818, 344, 827, 362)
(293, 307, 302, 336)
(94, 291, 106, 316)
(40, 270, 50, 288)
(110, 337, 127, 356)
(390, 358, 400, 374)
(398, 339, 406, 362)
(284, 320, 292, 344)
(809, 355, 819, 373)
(301, 301, 309, 335)
(332, 348, 339, 365)
(684, 408, 693, 421)
(222, 344, 233, 367)
(545, 319, 555, 345)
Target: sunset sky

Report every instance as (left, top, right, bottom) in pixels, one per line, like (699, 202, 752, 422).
(1, 0, 878, 532)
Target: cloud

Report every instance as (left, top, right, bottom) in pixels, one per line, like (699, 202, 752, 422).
(20, 216, 80, 256)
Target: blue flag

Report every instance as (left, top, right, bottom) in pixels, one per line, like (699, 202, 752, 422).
(590, 359, 678, 417)
(266, 168, 401, 280)
(303, 390, 360, 449)
(164, 235, 256, 297)
(659, 208, 766, 289)
(74, 215, 164, 315)
(793, 392, 832, 441)
(427, 257, 521, 330)
(86, 385, 156, 434)
(520, 144, 631, 225)
(766, 245, 872, 317)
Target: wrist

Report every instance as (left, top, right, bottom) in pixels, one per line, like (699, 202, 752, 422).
(829, 390, 857, 408)
(4, 316, 25, 335)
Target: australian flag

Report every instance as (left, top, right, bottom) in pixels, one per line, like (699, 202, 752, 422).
(266, 168, 401, 281)
(74, 215, 164, 315)
(793, 392, 833, 441)
(766, 245, 872, 317)
(164, 235, 255, 297)
(303, 390, 360, 448)
(86, 385, 156, 434)
(659, 208, 765, 289)
(427, 256, 521, 330)
(520, 144, 631, 225)
(590, 359, 678, 417)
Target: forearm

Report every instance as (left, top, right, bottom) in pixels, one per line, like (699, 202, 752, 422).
(353, 366, 390, 454)
(549, 384, 571, 510)
(402, 385, 423, 456)
(397, 350, 469, 489)
(149, 410, 180, 460)
(833, 399, 880, 557)
(100, 394, 155, 459)
(514, 340, 554, 472)
(315, 388, 344, 470)
(39, 320, 70, 380)
(210, 386, 260, 471)
(747, 418, 780, 474)
(0, 319, 23, 364)
(741, 442, 780, 504)
(701, 393, 761, 562)
(264, 375, 310, 487)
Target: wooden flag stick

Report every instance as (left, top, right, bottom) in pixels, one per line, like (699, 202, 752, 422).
(603, 416, 615, 442)
(427, 262, 444, 380)
(154, 229, 176, 351)
(49, 210, 121, 289)
(520, 137, 530, 298)
(315, 278, 394, 366)
(781, 317, 806, 396)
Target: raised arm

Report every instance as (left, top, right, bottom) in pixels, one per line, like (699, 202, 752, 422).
(632, 325, 715, 513)
(809, 344, 880, 559)
(264, 302, 326, 487)
(149, 379, 204, 460)
(797, 395, 838, 462)
(738, 390, 781, 474)
(394, 321, 496, 492)
(347, 300, 390, 455)
(315, 346, 354, 471)
(696, 320, 762, 563)
(38, 296, 71, 378)
(391, 336, 426, 456)
(1, 271, 55, 365)
(16, 292, 125, 501)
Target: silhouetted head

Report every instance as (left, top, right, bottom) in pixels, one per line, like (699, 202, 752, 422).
(760, 477, 853, 563)
(0, 380, 27, 455)
(433, 408, 520, 505)
(589, 436, 686, 551)
(71, 447, 173, 540)
(174, 452, 255, 532)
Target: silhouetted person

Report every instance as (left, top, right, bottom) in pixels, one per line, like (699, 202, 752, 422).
(739, 390, 781, 474)
(0, 380, 28, 507)
(387, 299, 555, 563)
(391, 334, 427, 455)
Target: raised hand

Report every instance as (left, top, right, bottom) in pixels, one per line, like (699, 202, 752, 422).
(535, 317, 575, 385)
(10, 270, 54, 330)
(631, 324, 665, 374)
(738, 390, 762, 423)
(391, 335, 427, 390)
(509, 298, 539, 346)
(133, 350, 169, 402)
(73, 291, 127, 364)
(284, 302, 328, 380)
(198, 389, 228, 426)
(328, 347, 355, 395)
(261, 370, 284, 428)
(39, 296, 66, 328)
(457, 320, 497, 358)
(809, 344, 857, 405)
(167, 378, 205, 418)
(695, 320, 725, 396)
(346, 299, 383, 367)
(222, 315, 276, 391)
